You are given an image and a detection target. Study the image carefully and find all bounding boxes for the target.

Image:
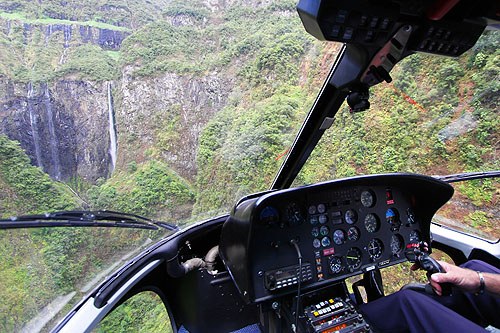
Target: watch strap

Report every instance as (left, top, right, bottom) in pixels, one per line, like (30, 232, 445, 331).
(476, 271, 485, 295)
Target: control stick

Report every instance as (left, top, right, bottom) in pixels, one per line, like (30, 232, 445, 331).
(404, 243, 452, 296)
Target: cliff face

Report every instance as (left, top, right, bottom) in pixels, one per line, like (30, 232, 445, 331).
(0, 0, 298, 187)
(0, 13, 129, 182)
(3, 19, 130, 51)
(117, 66, 235, 181)
(0, 78, 113, 181)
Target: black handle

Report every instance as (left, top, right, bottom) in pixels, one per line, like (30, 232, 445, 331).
(420, 255, 452, 296)
(405, 245, 452, 296)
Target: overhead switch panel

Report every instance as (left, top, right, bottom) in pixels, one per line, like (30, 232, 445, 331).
(297, 0, 498, 57)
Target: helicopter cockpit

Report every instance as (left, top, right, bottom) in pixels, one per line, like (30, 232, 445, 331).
(1, 0, 499, 332)
(49, 1, 500, 332)
(219, 174, 453, 331)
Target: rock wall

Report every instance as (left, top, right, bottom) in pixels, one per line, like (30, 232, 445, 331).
(2, 19, 130, 51)
(117, 66, 235, 181)
(0, 77, 113, 182)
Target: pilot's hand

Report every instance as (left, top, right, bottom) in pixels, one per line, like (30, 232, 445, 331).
(430, 261, 479, 296)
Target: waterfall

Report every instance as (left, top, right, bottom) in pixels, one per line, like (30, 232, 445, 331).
(58, 48, 67, 65)
(63, 25, 72, 48)
(44, 25, 52, 46)
(107, 82, 117, 172)
(44, 84, 61, 180)
(27, 83, 43, 169)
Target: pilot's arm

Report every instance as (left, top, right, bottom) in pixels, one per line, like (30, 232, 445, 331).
(431, 261, 500, 297)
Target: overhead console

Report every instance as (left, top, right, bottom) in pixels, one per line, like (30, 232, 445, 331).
(297, 0, 499, 58)
(220, 173, 453, 304)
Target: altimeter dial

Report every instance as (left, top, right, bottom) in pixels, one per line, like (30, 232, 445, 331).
(333, 229, 346, 245)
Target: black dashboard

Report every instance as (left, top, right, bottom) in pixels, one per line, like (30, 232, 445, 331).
(219, 173, 453, 303)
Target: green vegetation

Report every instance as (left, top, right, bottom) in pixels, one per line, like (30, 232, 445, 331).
(296, 31, 499, 186)
(0, 0, 168, 28)
(0, 0, 499, 331)
(58, 44, 118, 81)
(0, 17, 118, 82)
(0, 136, 160, 331)
(0, 135, 79, 217)
(458, 179, 495, 206)
(163, 0, 209, 20)
(195, 85, 308, 214)
(119, 0, 310, 77)
(97, 291, 172, 332)
(0, 12, 132, 31)
(87, 161, 195, 222)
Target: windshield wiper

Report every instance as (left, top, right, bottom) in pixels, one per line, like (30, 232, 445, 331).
(0, 210, 179, 231)
(433, 170, 500, 183)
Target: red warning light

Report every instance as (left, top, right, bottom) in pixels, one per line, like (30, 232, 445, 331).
(386, 190, 394, 205)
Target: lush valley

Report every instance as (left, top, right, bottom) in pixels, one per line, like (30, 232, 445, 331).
(0, 0, 498, 331)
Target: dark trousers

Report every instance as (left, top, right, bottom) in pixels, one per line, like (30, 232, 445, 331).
(359, 260, 500, 333)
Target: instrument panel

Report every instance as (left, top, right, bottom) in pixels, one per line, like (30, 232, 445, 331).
(220, 174, 453, 303)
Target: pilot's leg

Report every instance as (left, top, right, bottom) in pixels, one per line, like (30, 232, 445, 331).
(359, 289, 488, 333)
(432, 260, 500, 329)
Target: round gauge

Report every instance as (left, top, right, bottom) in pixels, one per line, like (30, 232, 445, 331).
(313, 238, 321, 248)
(308, 205, 317, 215)
(260, 206, 279, 225)
(361, 190, 375, 208)
(409, 230, 421, 243)
(329, 256, 344, 274)
(321, 236, 331, 247)
(347, 226, 360, 242)
(317, 203, 326, 214)
(311, 227, 319, 237)
(364, 214, 380, 233)
(333, 229, 345, 245)
(319, 214, 328, 224)
(320, 225, 330, 236)
(309, 216, 318, 225)
(368, 238, 384, 260)
(286, 203, 305, 226)
(346, 247, 362, 270)
(407, 208, 415, 224)
(390, 234, 404, 256)
(345, 209, 358, 224)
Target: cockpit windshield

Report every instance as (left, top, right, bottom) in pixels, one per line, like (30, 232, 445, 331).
(0, 0, 498, 331)
(294, 30, 499, 240)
